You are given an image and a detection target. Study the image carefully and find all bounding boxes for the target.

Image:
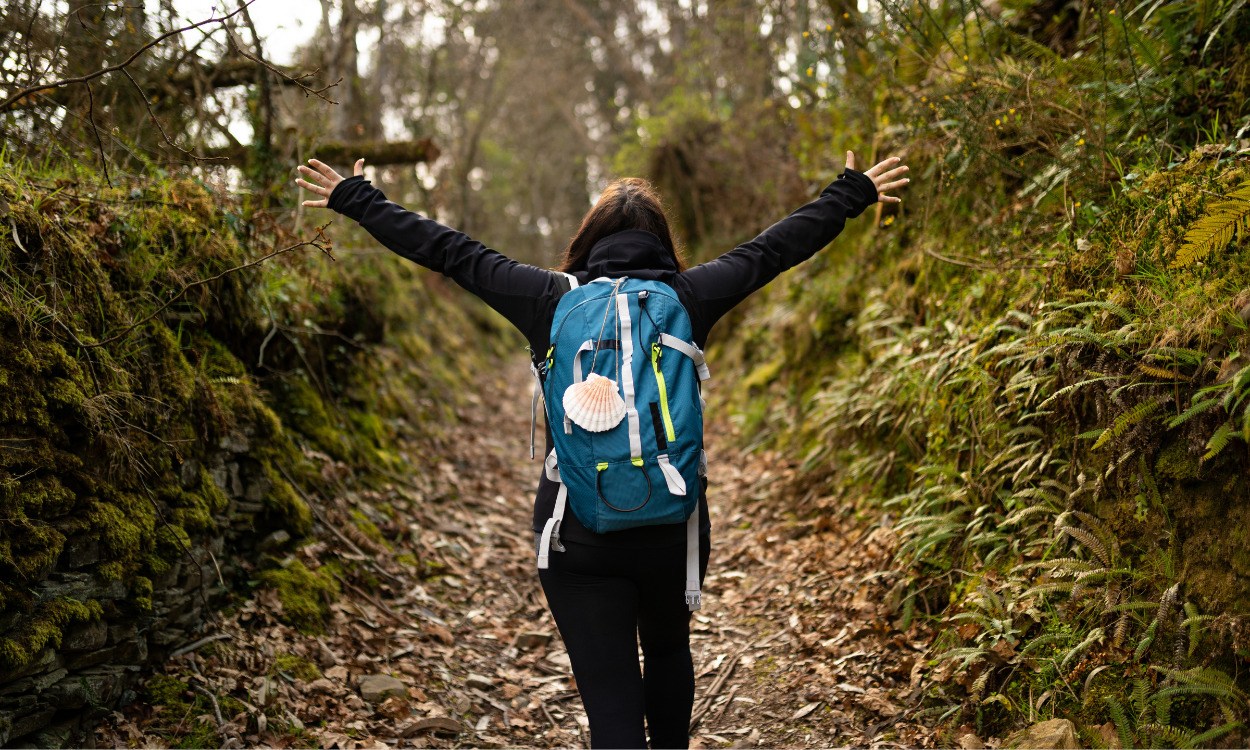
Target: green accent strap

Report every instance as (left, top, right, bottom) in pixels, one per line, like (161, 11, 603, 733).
(631, 458, 644, 467)
(650, 343, 677, 443)
(597, 462, 608, 471)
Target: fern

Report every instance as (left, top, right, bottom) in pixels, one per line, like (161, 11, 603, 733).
(1060, 627, 1105, 669)
(1104, 696, 1135, 750)
(1181, 722, 1242, 749)
(1170, 180, 1250, 268)
(1157, 583, 1180, 625)
(1059, 525, 1112, 567)
(1092, 397, 1168, 450)
(1202, 421, 1235, 461)
(1137, 362, 1190, 381)
(1136, 618, 1158, 661)
(1167, 396, 1220, 428)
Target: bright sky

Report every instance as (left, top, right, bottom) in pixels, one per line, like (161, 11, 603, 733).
(173, 0, 315, 65)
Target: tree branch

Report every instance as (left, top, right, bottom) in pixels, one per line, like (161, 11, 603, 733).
(0, 2, 259, 112)
(200, 138, 441, 167)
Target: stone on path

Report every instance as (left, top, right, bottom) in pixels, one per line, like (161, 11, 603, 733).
(466, 673, 494, 690)
(359, 674, 406, 702)
(1004, 719, 1080, 749)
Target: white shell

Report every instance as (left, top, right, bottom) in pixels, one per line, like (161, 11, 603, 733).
(563, 373, 626, 432)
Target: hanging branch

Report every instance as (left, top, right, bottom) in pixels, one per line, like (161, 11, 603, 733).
(120, 68, 225, 163)
(0, 2, 258, 112)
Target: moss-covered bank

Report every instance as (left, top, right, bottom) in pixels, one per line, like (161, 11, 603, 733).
(0, 159, 511, 745)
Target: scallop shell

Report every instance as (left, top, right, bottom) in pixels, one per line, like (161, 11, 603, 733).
(563, 373, 626, 432)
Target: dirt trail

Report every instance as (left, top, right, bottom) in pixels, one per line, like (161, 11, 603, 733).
(99, 360, 933, 749)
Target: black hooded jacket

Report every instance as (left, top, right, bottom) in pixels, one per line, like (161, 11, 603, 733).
(328, 169, 879, 546)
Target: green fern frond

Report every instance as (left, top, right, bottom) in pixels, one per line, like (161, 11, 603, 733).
(1163, 666, 1246, 701)
(1136, 618, 1158, 661)
(1092, 397, 1168, 450)
(1202, 422, 1236, 461)
(1038, 374, 1123, 409)
(1180, 722, 1241, 749)
(1018, 632, 1068, 657)
(210, 375, 244, 385)
(1024, 580, 1076, 598)
(1060, 627, 1105, 669)
(1166, 397, 1221, 428)
(1131, 678, 1150, 717)
(1104, 600, 1160, 614)
(1103, 696, 1134, 750)
(1136, 724, 1188, 746)
(1170, 180, 1250, 268)
(1062, 300, 1134, 322)
(1154, 690, 1171, 727)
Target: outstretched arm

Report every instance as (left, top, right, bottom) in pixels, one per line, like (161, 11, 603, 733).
(680, 152, 908, 336)
(296, 159, 560, 343)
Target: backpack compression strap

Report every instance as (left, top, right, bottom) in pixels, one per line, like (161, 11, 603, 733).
(537, 449, 567, 570)
(530, 273, 581, 458)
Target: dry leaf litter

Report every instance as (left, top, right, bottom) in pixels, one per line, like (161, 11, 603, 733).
(95, 362, 939, 749)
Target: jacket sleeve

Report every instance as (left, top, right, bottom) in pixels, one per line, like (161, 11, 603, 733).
(327, 175, 559, 342)
(679, 168, 878, 335)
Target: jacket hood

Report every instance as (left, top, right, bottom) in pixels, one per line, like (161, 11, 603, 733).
(581, 229, 678, 281)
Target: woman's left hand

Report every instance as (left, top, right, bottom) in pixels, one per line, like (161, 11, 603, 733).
(846, 152, 909, 204)
(296, 158, 365, 208)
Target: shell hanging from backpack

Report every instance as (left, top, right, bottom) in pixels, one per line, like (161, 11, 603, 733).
(562, 372, 626, 432)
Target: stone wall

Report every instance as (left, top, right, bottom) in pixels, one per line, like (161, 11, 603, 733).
(0, 438, 286, 748)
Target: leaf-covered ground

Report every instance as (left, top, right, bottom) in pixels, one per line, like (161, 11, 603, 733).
(96, 360, 938, 749)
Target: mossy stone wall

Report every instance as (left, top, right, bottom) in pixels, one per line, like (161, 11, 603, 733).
(0, 169, 506, 746)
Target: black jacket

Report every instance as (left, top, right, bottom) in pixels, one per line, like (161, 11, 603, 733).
(328, 169, 878, 545)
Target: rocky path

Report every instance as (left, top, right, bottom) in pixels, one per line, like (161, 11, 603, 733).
(98, 361, 935, 749)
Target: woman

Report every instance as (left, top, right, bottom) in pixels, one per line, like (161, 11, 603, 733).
(296, 153, 908, 748)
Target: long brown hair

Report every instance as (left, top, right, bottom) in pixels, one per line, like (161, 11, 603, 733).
(557, 178, 687, 273)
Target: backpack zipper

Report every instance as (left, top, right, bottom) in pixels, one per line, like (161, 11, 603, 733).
(650, 342, 677, 443)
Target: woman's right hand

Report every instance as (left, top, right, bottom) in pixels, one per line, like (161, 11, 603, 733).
(296, 158, 365, 208)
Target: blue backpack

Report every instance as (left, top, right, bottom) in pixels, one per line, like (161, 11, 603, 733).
(529, 274, 710, 610)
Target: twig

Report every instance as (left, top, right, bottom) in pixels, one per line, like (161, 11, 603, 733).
(192, 684, 225, 727)
(923, 245, 1045, 271)
(172, 632, 232, 657)
(225, 28, 340, 103)
(83, 81, 111, 187)
(689, 642, 751, 731)
(332, 572, 404, 624)
(83, 223, 334, 349)
(0, 2, 260, 112)
(274, 463, 367, 558)
(539, 699, 559, 728)
(710, 684, 738, 725)
(120, 68, 222, 163)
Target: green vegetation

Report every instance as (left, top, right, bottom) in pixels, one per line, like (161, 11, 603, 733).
(612, 0, 1250, 744)
(0, 154, 510, 669)
(257, 560, 340, 634)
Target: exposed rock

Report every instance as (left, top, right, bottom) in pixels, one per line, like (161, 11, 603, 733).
(259, 529, 292, 553)
(315, 639, 338, 667)
(466, 673, 494, 690)
(359, 674, 407, 702)
(179, 458, 201, 488)
(1004, 719, 1080, 750)
(62, 620, 107, 652)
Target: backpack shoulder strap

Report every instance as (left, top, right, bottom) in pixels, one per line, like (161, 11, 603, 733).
(554, 271, 580, 295)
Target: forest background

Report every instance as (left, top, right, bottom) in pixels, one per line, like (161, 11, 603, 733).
(2, 0, 1250, 747)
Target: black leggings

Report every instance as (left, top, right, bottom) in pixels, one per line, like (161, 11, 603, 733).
(538, 533, 711, 749)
